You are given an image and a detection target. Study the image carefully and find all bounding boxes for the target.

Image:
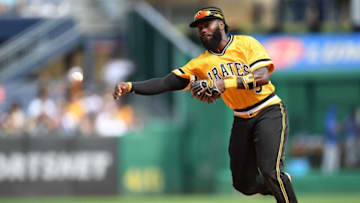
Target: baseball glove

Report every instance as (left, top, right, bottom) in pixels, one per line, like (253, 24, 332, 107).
(190, 80, 221, 103)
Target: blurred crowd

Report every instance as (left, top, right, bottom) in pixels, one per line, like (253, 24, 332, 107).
(266, 0, 359, 33)
(0, 86, 136, 137)
(2, 0, 360, 32)
(0, 60, 137, 137)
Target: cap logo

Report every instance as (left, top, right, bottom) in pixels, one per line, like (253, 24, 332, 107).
(194, 9, 224, 21)
(190, 7, 226, 28)
(194, 10, 211, 21)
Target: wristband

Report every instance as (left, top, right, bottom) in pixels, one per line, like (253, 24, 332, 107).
(224, 78, 238, 89)
(126, 82, 133, 92)
(241, 73, 255, 90)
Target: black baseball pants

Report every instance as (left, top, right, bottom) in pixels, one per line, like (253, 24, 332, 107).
(229, 103, 298, 203)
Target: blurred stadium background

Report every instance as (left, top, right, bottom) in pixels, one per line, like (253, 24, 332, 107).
(0, 0, 360, 202)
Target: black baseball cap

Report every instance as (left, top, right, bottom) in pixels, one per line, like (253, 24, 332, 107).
(189, 7, 228, 28)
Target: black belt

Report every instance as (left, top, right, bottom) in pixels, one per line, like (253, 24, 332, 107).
(234, 93, 275, 112)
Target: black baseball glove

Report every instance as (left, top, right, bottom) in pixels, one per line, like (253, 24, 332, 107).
(190, 80, 221, 103)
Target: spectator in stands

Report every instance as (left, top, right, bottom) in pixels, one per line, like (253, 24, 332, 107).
(27, 87, 58, 135)
(0, 101, 26, 136)
(307, 0, 324, 32)
(60, 66, 87, 136)
(61, 91, 85, 136)
(79, 90, 103, 136)
(95, 93, 134, 137)
(270, 0, 307, 33)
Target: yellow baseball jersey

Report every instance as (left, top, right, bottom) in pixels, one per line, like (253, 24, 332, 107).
(172, 35, 281, 117)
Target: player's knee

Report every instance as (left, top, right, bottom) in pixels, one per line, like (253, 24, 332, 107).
(261, 169, 278, 181)
(232, 182, 257, 196)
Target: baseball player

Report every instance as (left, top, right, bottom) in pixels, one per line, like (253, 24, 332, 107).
(114, 7, 298, 203)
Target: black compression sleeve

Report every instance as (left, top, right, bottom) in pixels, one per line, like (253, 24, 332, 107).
(132, 73, 189, 95)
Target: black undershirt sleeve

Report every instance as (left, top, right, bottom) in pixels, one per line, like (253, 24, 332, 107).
(132, 72, 190, 95)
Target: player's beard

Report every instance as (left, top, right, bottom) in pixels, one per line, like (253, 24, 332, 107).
(200, 26, 222, 51)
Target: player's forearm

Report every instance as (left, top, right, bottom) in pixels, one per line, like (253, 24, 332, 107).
(132, 73, 189, 95)
(223, 66, 269, 90)
(252, 66, 269, 87)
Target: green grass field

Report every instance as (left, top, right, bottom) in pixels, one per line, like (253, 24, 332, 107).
(1, 193, 359, 203)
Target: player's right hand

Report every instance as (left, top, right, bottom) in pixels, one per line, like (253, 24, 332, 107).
(113, 82, 131, 100)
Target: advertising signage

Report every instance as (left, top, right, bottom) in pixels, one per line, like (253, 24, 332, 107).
(256, 34, 360, 72)
(0, 137, 118, 196)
